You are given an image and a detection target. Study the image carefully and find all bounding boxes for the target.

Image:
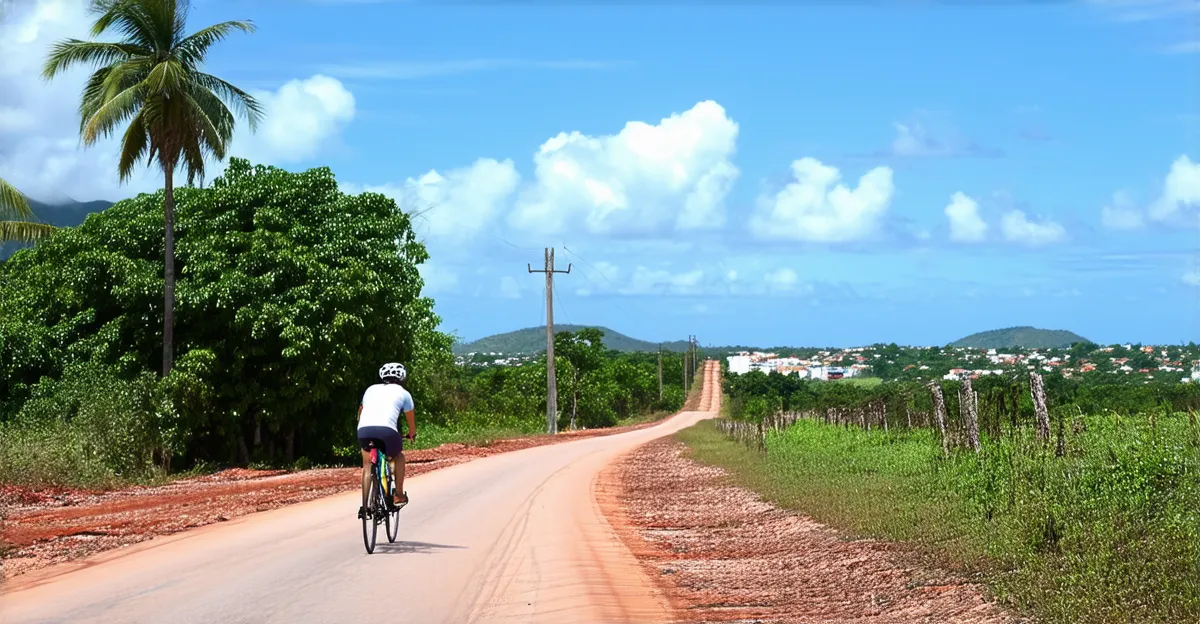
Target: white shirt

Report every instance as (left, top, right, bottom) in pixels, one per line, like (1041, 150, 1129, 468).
(357, 383, 414, 431)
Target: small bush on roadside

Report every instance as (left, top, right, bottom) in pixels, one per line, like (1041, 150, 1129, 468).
(0, 360, 207, 488)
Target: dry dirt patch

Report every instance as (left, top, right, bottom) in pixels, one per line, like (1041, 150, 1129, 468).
(600, 437, 1018, 624)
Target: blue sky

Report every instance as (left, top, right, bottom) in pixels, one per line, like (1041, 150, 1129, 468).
(2, 0, 1198, 347)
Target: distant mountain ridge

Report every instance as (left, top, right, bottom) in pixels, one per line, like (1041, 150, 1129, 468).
(1, 197, 115, 260)
(950, 326, 1090, 349)
(454, 325, 690, 355)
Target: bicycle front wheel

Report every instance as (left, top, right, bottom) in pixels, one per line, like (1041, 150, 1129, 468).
(362, 467, 379, 554)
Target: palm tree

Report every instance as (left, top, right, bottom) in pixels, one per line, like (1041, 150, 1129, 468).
(44, 0, 262, 376)
(0, 178, 55, 244)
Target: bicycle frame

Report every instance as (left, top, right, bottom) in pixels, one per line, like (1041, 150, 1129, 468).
(370, 447, 391, 502)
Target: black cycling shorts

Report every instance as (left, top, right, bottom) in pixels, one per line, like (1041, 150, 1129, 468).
(357, 426, 403, 458)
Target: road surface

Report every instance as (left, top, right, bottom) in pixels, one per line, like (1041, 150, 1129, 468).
(1, 362, 720, 624)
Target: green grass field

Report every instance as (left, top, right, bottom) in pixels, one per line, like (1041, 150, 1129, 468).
(678, 413, 1200, 624)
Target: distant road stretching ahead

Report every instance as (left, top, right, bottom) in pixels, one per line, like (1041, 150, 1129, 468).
(1, 362, 721, 624)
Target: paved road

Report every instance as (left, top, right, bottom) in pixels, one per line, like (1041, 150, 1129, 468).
(1, 362, 720, 624)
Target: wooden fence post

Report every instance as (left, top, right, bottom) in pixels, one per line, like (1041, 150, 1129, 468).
(929, 381, 949, 455)
(1030, 372, 1051, 444)
(962, 377, 981, 452)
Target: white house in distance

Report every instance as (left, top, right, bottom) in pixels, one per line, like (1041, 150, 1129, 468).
(726, 352, 860, 381)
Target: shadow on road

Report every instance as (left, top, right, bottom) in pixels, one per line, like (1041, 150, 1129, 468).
(373, 540, 465, 555)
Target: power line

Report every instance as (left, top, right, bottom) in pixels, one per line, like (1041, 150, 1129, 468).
(553, 276, 572, 326)
(560, 243, 648, 325)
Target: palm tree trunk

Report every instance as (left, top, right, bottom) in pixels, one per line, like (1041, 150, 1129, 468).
(163, 165, 176, 377)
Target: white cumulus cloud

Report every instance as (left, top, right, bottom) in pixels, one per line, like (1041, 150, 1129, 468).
(508, 100, 739, 235)
(1183, 270, 1200, 287)
(944, 192, 988, 242)
(232, 75, 356, 164)
(1148, 155, 1200, 226)
(1000, 210, 1067, 245)
(356, 158, 519, 244)
(749, 158, 894, 243)
(626, 266, 706, 295)
(1101, 190, 1145, 230)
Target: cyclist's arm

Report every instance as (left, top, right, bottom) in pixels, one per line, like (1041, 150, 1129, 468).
(404, 409, 416, 439)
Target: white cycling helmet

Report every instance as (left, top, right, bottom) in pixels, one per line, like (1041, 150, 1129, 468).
(379, 362, 407, 382)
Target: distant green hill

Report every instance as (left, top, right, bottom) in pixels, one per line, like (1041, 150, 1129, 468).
(454, 325, 689, 355)
(1, 197, 115, 260)
(950, 326, 1090, 349)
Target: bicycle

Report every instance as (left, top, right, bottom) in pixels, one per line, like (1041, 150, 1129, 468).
(358, 439, 408, 554)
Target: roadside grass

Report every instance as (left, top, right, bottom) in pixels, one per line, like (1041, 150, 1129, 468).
(677, 415, 1200, 624)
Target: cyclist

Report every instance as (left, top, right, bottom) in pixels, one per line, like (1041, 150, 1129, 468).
(357, 362, 417, 507)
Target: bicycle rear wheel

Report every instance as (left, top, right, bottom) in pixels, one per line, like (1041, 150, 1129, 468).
(362, 466, 379, 554)
(386, 503, 400, 543)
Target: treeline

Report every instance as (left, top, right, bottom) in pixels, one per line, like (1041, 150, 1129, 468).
(0, 161, 690, 487)
(724, 370, 1200, 431)
(426, 328, 688, 434)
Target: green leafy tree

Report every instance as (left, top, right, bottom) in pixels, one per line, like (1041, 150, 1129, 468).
(43, 0, 263, 376)
(555, 328, 607, 429)
(0, 178, 55, 244)
(0, 159, 441, 466)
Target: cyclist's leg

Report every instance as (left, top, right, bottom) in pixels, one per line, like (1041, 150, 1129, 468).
(356, 428, 387, 508)
(379, 428, 407, 505)
(393, 449, 406, 504)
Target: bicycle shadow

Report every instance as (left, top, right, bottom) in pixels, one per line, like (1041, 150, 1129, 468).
(373, 540, 465, 555)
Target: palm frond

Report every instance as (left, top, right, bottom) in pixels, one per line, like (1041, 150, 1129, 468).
(175, 20, 255, 66)
(145, 58, 185, 95)
(90, 0, 161, 51)
(180, 137, 207, 187)
(139, 0, 183, 52)
(0, 221, 56, 245)
(116, 111, 152, 181)
(193, 72, 263, 130)
(42, 40, 143, 79)
(189, 83, 237, 144)
(82, 81, 145, 144)
(0, 178, 32, 221)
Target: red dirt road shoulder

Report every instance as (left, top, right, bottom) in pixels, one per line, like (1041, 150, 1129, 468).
(600, 437, 1018, 623)
(0, 420, 661, 581)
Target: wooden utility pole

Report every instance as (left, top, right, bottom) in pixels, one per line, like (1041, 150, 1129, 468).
(682, 352, 688, 395)
(657, 345, 663, 401)
(528, 248, 571, 434)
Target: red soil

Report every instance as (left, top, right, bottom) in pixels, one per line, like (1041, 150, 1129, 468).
(600, 437, 1021, 624)
(0, 420, 660, 580)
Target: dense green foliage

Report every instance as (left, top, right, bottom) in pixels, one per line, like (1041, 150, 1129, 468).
(949, 326, 1090, 349)
(435, 331, 688, 433)
(454, 324, 689, 355)
(1, 198, 114, 260)
(0, 159, 442, 482)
